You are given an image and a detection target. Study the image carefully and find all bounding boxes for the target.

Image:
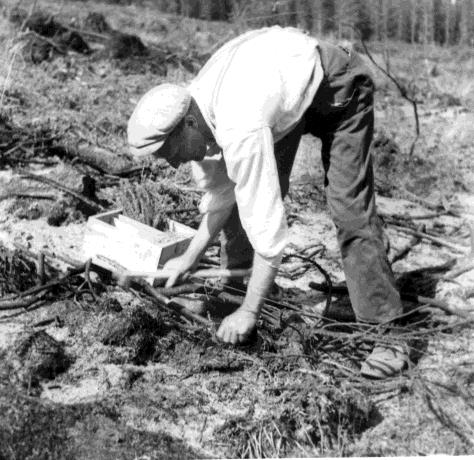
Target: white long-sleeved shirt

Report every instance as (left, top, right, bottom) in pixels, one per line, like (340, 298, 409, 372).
(189, 27, 324, 263)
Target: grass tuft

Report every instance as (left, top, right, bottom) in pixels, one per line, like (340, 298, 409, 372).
(216, 385, 376, 458)
(111, 177, 199, 230)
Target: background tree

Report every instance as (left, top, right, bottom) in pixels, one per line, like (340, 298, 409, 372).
(459, 0, 474, 45)
(151, 0, 474, 46)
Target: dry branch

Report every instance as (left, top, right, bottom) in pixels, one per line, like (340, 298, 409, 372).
(37, 252, 45, 286)
(0, 192, 56, 202)
(389, 223, 469, 254)
(63, 143, 136, 176)
(283, 253, 333, 316)
(442, 262, 474, 281)
(358, 37, 420, 156)
(20, 173, 106, 212)
(0, 291, 47, 310)
(397, 188, 462, 218)
(155, 283, 202, 297)
(23, 30, 67, 54)
(0, 263, 86, 311)
(390, 235, 421, 264)
(379, 210, 448, 221)
(136, 279, 213, 327)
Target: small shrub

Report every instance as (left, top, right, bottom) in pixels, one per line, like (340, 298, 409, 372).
(112, 178, 198, 230)
(105, 32, 147, 59)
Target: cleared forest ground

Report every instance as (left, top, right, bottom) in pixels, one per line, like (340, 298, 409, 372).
(0, 1, 473, 458)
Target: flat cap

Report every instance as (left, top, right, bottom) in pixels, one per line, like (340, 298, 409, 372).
(127, 83, 192, 158)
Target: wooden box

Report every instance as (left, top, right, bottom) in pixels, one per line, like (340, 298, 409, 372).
(83, 209, 196, 279)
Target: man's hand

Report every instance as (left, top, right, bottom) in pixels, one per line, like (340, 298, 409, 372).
(216, 307, 258, 344)
(163, 208, 234, 288)
(162, 254, 198, 288)
(216, 252, 280, 345)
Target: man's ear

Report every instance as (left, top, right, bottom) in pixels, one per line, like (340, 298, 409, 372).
(184, 114, 198, 129)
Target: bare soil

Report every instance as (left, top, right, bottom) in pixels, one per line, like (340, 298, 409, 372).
(0, 1, 473, 458)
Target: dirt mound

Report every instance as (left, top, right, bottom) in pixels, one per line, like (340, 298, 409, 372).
(110, 52, 168, 75)
(8, 8, 90, 62)
(96, 295, 123, 313)
(46, 198, 84, 226)
(58, 30, 90, 54)
(83, 12, 111, 33)
(105, 31, 147, 59)
(20, 31, 89, 63)
(91, 306, 171, 364)
(20, 35, 56, 63)
(106, 42, 209, 75)
(372, 131, 401, 167)
(7, 330, 70, 392)
(0, 391, 197, 460)
(9, 9, 59, 36)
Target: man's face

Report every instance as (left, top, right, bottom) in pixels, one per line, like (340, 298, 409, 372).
(158, 120, 207, 169)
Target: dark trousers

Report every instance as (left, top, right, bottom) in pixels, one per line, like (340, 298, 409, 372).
(220, 41, 403, 323)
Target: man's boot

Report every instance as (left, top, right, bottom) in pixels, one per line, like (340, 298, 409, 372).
(361, 342, 409, 379)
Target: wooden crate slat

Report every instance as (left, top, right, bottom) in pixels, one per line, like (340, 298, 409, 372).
(82, 210, 195, 284)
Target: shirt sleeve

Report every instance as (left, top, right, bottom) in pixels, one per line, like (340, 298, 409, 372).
(221, 126, 288, 263)
(190, 154, 236, 214)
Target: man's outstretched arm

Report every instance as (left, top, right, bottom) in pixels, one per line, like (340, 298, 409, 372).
(163, 207, 233, 287)
(216, 252, 280, 344)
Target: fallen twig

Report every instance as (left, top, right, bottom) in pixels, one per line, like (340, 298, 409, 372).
(404, 293, 472, 319)
(379, 210, 448, 221)
(422, 381, 474, 447)
(385, 217, 465, 245)
(37, 252, 45, 286)
(155, 283, 202, 297)
(23, 30, 67, 54)
(19, 173, 106, 212)
(389, 223, 469, 254)
(84, 258, 98, 301)
(0, 291, 47, 310)
(0, 192, 56, 201)
(0, 264, 86, 311)
(442, 262, 474, 281)
(397, 189, 462, 218)
(358, 36, 419, 156)
(283, 253, 333, 317)
(63, 24, 108, 42)
(390, 235, 421, 264)
(1, 141, 29, 157)
(31, 316, 62, 328)
(136, 279, 213, 327)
